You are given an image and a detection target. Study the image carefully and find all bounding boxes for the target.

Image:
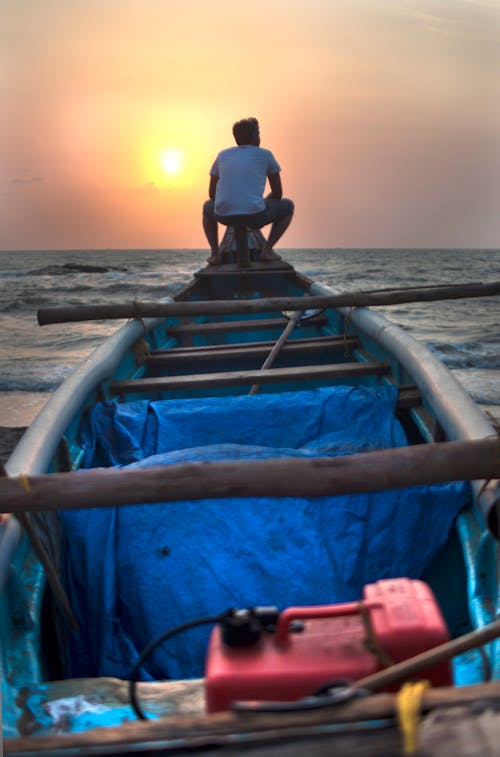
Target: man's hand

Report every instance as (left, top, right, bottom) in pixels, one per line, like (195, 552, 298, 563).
(266, 171, 283, 200)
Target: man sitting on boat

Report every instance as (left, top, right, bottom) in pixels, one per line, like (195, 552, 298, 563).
(202, 117, 294, 265)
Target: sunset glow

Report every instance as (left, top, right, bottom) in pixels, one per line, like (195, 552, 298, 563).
(1, 0, 499, 250)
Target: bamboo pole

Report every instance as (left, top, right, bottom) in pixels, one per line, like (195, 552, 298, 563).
(248, 310, 302, 395)
(0, 437, 498, 515)
(37, 281, 500, 324)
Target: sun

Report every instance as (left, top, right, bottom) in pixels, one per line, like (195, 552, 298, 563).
(161, 148, 184, 175)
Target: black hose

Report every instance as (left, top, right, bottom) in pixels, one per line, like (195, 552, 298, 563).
(129, 612, 228, 720)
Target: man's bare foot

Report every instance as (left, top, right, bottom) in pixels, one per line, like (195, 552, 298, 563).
(207, 255, 221, 266)
(261, 250, 281, 261)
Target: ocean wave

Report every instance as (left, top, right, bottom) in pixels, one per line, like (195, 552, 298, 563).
(452, 368, 500, 405)
(430, 342, 500, 369)
(1, 290, 97, 312)
(0, 365, 74, 392)
(0, 295, 55, 312)
(1, 280, 187, 314)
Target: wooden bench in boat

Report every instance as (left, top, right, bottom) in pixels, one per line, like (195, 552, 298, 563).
(109, 360, 392, 396)
(167, 314, 328, 338)
(146, 335, 362, 366)
(195, 259, 296, 276)
(397, 385, 422, 408)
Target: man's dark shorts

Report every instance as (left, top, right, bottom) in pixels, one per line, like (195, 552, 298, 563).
(203, 198, 294, 228)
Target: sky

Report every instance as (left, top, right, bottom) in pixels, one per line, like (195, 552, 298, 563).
(1, 0, 499, 250)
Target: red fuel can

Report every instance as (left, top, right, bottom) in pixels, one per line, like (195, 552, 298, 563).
(205, 578, 451, 713)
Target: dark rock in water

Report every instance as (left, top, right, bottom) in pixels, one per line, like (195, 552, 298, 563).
(29, 263, 128, 276)
(61, 263, 128, 274)
(0, 427, 27, 465)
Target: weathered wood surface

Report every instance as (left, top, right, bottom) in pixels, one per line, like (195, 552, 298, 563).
(1, 437, 498, 514)
(37, 281, 500, 324)
(147, 335, 361, 365)
(420, 705, 500, 757)
(396, 385, 421, 408)
(5, 682, 500, 756)
(195, 259, 296, 276)
(150, 334, 360, 356)
(109, 361, 391, 395)
(167, 314, 328, 337)
(0, 725, 409, 756)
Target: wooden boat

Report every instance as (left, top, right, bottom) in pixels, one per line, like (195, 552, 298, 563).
(2, 240, 500, 756)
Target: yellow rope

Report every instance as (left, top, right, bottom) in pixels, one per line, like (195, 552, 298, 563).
(18, 474, 32, 493)
(397, 680, 430, 755)
(132, 337, 151, 364)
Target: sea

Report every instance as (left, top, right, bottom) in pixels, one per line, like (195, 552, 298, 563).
(0, 248, 499, 431)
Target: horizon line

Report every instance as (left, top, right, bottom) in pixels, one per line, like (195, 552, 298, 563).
(1, 247, 500, 253)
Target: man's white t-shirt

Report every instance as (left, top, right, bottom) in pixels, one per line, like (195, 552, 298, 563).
(210, 145, 280, 216)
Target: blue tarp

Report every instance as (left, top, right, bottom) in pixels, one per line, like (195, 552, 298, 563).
(61, 386, 469, 680)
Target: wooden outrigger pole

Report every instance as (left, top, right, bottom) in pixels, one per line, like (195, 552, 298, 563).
(1, 437, 498, 516)
(37, 281, 500, 324)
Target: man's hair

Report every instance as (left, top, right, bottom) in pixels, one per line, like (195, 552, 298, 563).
(232, 117, 259, 146)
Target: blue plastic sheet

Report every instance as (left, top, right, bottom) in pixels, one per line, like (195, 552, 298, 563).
(61, 386, 469, 680)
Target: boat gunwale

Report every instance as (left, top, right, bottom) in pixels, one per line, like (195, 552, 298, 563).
(309, 282, 495, 463)
(4, 310, 173, 479)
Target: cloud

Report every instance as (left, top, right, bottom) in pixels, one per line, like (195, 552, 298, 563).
(10, 172, 45, 185)
(394, 0, 500, 42)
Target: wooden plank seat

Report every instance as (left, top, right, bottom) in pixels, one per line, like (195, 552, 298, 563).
(167, 314, 328, 338)
(109, 360, 392, 396)
(396, 385, 422, 408)
(146, 335, 362, 366)
(195, 260, 296, 277)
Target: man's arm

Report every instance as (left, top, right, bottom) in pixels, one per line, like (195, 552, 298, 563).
(267, 171, 283, 200)
(208, 174, 218, 200)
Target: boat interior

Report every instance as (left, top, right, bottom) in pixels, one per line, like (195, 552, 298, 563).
(2, 248, 499, 748)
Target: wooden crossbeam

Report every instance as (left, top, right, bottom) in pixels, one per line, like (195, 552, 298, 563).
(109, 361, 391, 396)
(167, 314, 328, 337)
(147, 335, 361, 365)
